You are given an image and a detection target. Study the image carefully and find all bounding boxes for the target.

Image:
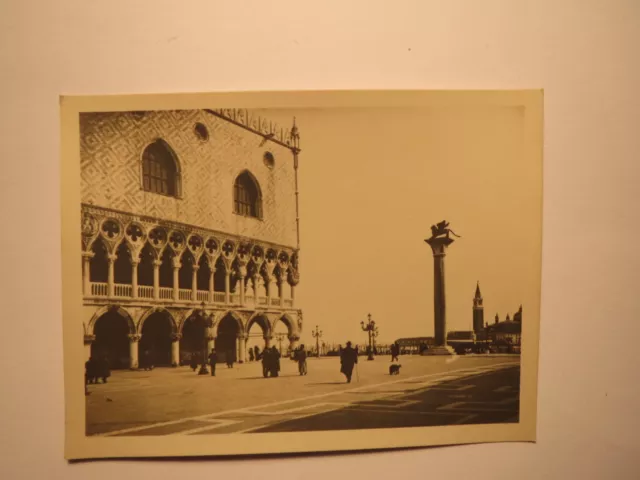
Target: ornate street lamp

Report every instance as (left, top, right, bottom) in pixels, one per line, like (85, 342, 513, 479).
(198, 301, 209, 375)
(361, 313, 378, 361)
(311, 325, 323, 357)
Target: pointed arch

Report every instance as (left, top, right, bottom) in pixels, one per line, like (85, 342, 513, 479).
(273, 313, 297, 337)
(216, 310, 245, 336)
(88, 305, 136, 335)
(136, 307, 178, 335)
(233, 170, 262, 218)
(246, 312, 272, 337)
(89, 237, 109, 283)
(140, 139, 181, 197)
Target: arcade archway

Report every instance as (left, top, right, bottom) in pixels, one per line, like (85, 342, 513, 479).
(180, 313, 207, 365)
(139, 311, 174, 367)
(246, 314, 270, 361)
(216, 314, 241, 364)
(91, 309, 132, 369)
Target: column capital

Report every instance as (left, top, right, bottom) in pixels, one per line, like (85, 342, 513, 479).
(170, 333, 182, 342)
(192, 265, 200, 272)
(206, 333, 216, 341)
(171, 257, 182, 269)
(153, 259, 163, 267)
(128, 334, 142, 342)
(82, 251, 95, 260)
(107, 253, 118, 262)
(83, 334, 96, 345)
(131, 259, 140, 266)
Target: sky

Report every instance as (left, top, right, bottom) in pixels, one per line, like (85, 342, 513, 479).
(249, 105, 541, 347)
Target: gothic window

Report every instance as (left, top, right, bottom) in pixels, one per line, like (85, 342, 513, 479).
(233, 171, 262, 218)
(141, 140, 179, 196)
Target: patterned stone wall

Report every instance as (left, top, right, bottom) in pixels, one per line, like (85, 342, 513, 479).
(80, 110, 298, 248)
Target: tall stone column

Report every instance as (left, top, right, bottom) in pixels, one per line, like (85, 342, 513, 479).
(238, 274, 246, 305)
(172, 257, 181, 302)
(171, 333, 181, 366)
(206, 330, 216, 356)
(128, 334, 141, 369)
(224, 271, 231, 304)
(208, 268, 215, 303)
(237, 335, 247, 363)
(425, 230, 456, 355)
(131, 260, 139, 299)
(290, 284, 296, 307)
(83, 335, 95, 361)
(107, 254, 117, 298)
(153, 259, 162, 300)
(279, 268, 288, 307)
(82, 252, 94, 296)
(266, 275, 274, 306)
(191, 265, 199, 301)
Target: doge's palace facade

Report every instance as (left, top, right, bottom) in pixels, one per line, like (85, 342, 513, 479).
(80, 109, 303, 369)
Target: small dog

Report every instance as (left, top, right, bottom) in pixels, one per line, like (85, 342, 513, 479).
(389, 364, 402, 375)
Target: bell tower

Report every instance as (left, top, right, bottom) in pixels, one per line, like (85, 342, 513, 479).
(473, 281, 484, 335)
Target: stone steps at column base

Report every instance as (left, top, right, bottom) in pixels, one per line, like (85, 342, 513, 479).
(421, 346, 457, 356)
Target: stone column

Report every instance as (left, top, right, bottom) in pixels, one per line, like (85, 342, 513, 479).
(266, 275, 274, 306)
(425, 234, 456, 354)
(224, 270, 231, 304)
(131, 259, 139, 299)
(128, 334, 141, 369)
(82, 252, 94, 296)
(206, 330, 216, 356)
(172, 257, 181, 302)
(107, 254, 117, 298)
(208, 268, 215, 303)
(83, 335, 95, 361)
(238, 274, 246, 305)
(153, 259, 162, 300)
(279, 268, 288, 307)
(171, 333, 181, 366)
(191, 265, 199, 301)
(290, 284, 295, 307)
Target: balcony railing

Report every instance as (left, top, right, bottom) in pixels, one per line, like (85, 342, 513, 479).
(114, 283, 132, 298)
(159, 287, 173, 300)
(138, 285, 154, 299)
(196, 290, 209, 302)
(86, 282, 294, 308)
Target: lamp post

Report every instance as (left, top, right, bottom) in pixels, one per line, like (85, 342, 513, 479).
(361, 313, 378, 361)
(311, 325, 323, 357)
(198, 301, 209, 375)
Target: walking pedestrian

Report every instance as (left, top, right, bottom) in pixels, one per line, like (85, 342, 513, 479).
(190, 352, 199, 372)
(208, 348, 217, 377)
(296, 345, 308, 376)
(340, 341, 358, 383)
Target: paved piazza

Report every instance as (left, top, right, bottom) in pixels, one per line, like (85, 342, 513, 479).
(86, 355, 520, 436)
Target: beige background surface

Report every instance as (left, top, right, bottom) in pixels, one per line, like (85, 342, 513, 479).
(1, 0, 639, 478)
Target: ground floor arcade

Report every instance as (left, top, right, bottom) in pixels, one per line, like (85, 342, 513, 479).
(83, 304, 302, 369)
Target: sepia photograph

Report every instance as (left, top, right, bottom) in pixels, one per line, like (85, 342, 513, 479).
(60, 90, 542, 459)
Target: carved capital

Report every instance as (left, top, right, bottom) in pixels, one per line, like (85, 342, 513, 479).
(170, 333, 182, 342)
(107, 254, 118, 262)
(82, 252, 95, 260)
(128, 334, 142, 342)
(171, 257, 182, 269)
(192, 265, 200, 272)
(206, 334, 216, 341)
(153, 259, 163, 267)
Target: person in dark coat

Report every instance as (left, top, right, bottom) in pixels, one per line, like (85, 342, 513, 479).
(254, 346, 260, 362)
(296, 345, 307, 376)
(391, 342, 400, 362)
(98, 355, 111, 384)
(270, 346, 281, 377)
(340, 341, 358, 383)
(208, 348, 217, 377)
(190, 352, 199, 372)
(85, 357, 96, 385)
(261, 347, 271, 377)
(226, 349, 235, 368)
(248, 348, 255, 362)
